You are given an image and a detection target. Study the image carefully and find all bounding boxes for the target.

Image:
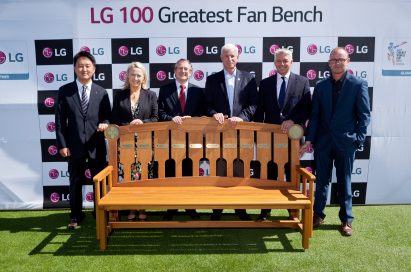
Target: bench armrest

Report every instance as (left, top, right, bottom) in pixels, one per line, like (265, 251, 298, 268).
(93, 165, 113, 204)
(296, 166, 316, 204)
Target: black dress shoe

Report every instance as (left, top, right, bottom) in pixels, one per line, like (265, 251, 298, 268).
(236, 210, 251, 221)
(187, 210, 200, 220)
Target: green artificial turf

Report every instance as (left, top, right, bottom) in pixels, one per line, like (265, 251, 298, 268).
(0, 206, 410, 272)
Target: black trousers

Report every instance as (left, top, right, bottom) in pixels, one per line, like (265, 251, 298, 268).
(68, 156, 107, 219)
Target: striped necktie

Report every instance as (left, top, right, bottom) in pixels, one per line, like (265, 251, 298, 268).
(81, 85, 89, 115)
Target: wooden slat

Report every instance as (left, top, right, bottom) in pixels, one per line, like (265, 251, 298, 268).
(290, 138, 300, 189)
(239, 130, 254, 178)
(256, 131, 271, 180)
(171, 130, 186, 177)
(119, 133, 135, 182)
(273, 133, 288, 182)
(99, 186, 311, 209)
(205, 131, 220, 176)
(188, 131, 203, 176)
(136, 131, 152, 180)
(154, 130, 169, 178)
(222, 129, 237, 177)
(106, 140, 118, 185)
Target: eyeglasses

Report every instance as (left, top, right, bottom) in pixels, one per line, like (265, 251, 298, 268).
(329, 58, 348, 64)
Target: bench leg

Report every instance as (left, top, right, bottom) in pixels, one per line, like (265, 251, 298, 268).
(98, 208, 107, 250)
(302, 208, 310, 249)
(95, 206, 100, 241)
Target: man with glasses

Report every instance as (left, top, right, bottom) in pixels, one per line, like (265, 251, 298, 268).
(300, 47, 371, 236)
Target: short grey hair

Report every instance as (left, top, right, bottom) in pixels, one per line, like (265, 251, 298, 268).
(274, 48, 293, 61)
(221, 43, 238, 56)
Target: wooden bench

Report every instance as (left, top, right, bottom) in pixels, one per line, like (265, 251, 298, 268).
(93, 117, 315, 250)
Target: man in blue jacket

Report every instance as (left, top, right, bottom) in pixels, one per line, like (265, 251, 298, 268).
(300, 47, 371, 236)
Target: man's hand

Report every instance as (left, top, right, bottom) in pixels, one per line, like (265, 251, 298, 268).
(97, 123, 109, 132)
(228, 116, 243, 127)
(130, 119, 143, 125)
(59, 147, 70, 157)
(213, 113, 225, 124)
(281, 120, 294, 134)
(299, 141, 312, 158)
(172, 115, 191, 125)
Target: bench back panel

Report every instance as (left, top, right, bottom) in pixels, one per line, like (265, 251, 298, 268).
(105, 117, 302, 189)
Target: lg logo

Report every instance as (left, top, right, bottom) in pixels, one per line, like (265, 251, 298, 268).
(0, 51, 24, 64)
(46, 122, 56, 132)
(306, 69, 329, 80)
(44, 97, 55, 108)
(44, 72, 68, 83)
(156, 45, 180, 56)
(307, 44, 331, 55)
(345, 44, 368, 54)
(269, 44, 293, 55)
(193, 70, 204, 81)
(193, 45, 218, 56)
(42, 47, 67, 58)
(80, 46, 104, 55)
(156, 70, 167, 81)
(118, 46, 142, 56)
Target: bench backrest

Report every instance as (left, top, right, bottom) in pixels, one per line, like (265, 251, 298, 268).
(104, 117, 304, 189)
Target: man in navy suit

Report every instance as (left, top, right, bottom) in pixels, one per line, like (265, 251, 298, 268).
(158, 58, 205, 220)
(205, 43, 258, 221)
(255, 48, 312, 220)
(55, 51, 111, 230)
(300, 47, 371, 236)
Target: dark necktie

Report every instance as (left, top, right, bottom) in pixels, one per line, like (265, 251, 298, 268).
(179, 84, 186, 113)
(81, 85, 89, 115)
(278, 76, 286, 109)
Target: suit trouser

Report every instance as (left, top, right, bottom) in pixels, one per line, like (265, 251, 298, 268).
(68, 156, 107, 219)
(313, 144, 356, 224)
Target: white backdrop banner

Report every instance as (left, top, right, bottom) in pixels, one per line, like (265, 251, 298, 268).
(1, 0, 410, 209)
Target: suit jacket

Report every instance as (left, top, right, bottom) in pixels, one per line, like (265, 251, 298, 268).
(306, 73, 371, 151)
(158, 81, 205, 121)
(111, 88, 158, 125)
(255, 72, 311, 125)
(55, 81, 111, 159)
(205, 69, 258, 122)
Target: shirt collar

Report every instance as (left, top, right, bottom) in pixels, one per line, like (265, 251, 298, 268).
(76, 79, 92, 91)
(277, 71, 291, 80)
(176, 81, 188, 90)
(224, 69, 237, 78)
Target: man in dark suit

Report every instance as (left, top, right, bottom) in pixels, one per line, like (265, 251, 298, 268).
(205, 43, 258, 221)
(158, 58, 204, 220)
(255, 48, 312, 220)
(300, 47, 371, 236)
(158, 58, 204, 124)
(55, 51, 111, 230)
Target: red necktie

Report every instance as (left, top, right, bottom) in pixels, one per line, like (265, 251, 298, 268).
(179, 84, 186, 113)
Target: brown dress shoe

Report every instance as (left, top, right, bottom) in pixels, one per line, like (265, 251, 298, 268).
(313, 214, 324, 228)
(340, 222, 353, 236)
